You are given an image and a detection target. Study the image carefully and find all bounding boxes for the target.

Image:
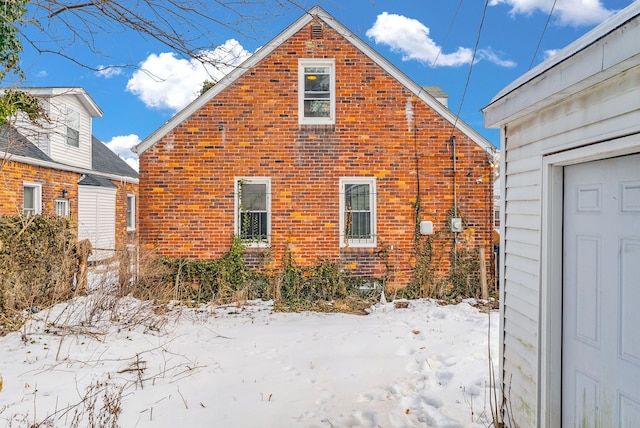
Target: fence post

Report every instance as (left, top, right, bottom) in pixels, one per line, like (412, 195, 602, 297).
(480, 247, 488, 300)
(76, 239, 92, 294)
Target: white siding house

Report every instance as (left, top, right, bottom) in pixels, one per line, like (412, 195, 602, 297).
(3, 87, 138, 261)
(13, 87, 101, 170)
(483, 3, 640, 427)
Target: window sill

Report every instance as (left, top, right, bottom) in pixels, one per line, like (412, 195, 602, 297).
(242, 241, 271, 249)
(340, 242, 377, 250)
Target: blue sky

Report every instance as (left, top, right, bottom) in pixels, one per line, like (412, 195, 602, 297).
(16, 0, 637, 169)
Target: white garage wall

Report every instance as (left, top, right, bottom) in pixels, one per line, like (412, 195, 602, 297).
(78, 186, 116, 261)
(496, 65, 640, 427)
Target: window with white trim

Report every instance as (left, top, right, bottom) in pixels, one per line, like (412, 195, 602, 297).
(340, 177, 376, 247)
(126, 194, 136, 231)
(66, 106, 80, 147)
(23, 183, 42, 216)
(299, 59, 335, 124)
(55, 199, 70, 216)
(235, 178, 271, 246)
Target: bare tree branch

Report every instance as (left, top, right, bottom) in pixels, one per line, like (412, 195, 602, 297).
(48, 2, 95, 18)
(23, 0, 312, 70)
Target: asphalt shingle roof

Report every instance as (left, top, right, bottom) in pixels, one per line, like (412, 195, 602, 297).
(77, 174, 118, 188)
(0, 126, 53, 162)
(91, 136, 138, 179)
(0, 126, 137, 183)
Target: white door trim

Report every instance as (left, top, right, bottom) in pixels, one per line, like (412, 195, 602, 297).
(539, 133, 640, 427)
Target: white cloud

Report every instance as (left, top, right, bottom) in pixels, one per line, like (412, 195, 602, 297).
(105, 134, 141, 171)
(365, 12, 514, 68)
(489, 0, 617, 26)
(126, 39, 252, 112)
(543, 48, 560, 59)
(95, 66, 123, 79)
(477, 48, 517, 68)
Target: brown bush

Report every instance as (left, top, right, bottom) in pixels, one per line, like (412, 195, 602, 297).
(0, 215, 78, 335)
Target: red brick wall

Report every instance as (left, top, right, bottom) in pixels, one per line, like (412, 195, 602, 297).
(0, 160, 80, 217)
(114, 181, 138, 249)
(0, 159, 138, 251)
(138, 21, 494, 286)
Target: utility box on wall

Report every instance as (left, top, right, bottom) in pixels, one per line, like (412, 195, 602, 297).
(420, 220, 434, 235)
(451, 218, 463, 233)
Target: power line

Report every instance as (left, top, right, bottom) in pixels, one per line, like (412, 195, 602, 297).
(430, 0, 465, 72)
(529, 0, 558, 70)
(449, 0, 490, 138)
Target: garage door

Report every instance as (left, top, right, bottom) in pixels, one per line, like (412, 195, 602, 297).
(562, 153, 640, 426)
(78, 185, 116, 261)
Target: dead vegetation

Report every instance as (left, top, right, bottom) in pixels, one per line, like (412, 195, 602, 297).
(0, 214, 502, 427)
(0, 215, 78, 335)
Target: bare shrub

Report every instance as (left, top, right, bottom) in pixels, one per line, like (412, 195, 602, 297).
(125, 246, 176, 304)
(68, 381, 124, 428)
(0, 215, 79, 335)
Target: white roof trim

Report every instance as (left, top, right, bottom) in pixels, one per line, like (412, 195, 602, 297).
(15, 87, 104, 118)
(134, 6, 495, 155)
(0, 151, 138, 184)
(486, 1, 640, 108)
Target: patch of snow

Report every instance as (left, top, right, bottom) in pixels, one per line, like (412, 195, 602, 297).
(0, 294, 499, 427)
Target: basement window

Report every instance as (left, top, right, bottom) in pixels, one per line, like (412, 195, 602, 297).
(55, 199, 70, 216)
(298, 59, 335, 125)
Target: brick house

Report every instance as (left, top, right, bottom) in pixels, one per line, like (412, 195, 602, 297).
(0, 87, 139, 260)
(135, 7, 496, 289)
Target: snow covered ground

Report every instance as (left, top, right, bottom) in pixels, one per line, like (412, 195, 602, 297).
(0, 293, 499, 427)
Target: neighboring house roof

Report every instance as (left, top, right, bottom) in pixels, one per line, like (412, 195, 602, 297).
(134, 6, 495, 156)
(16, 87, 103, 118)
(0, 126, 138, 183)
(484, 1, 640, 127)
(78, 173, 118, 188)
(0, 126, 53, 162)
(91, 136, 138, 179)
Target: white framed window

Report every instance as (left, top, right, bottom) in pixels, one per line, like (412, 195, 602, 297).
(235, 178, 271, 246)
(23, 183, 42, 216)
(340, 177, 376, 247)
(66, 106, 80, 147)
(298, 59, 335, 125)
(126, 194, 136, 231)
(55, 199, 70, 216)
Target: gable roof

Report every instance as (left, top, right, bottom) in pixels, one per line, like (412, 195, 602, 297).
(17, 87, 103, 118)
(134, 6, 495, 156)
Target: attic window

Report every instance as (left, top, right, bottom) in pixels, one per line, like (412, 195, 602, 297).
(311, 24, 323, 39)
(298, 59, 335, 125)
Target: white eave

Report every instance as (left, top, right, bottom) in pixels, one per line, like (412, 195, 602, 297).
(134, 6, 495, 156)
(0, 151, 138, 184)
(16, 87, 104, 118)
(483, 1, 640, 128)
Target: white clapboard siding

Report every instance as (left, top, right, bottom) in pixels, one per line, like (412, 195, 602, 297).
(48, 94, 92, 170)
(484, 6, 640, 426)
(78, 186, 116, 261)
